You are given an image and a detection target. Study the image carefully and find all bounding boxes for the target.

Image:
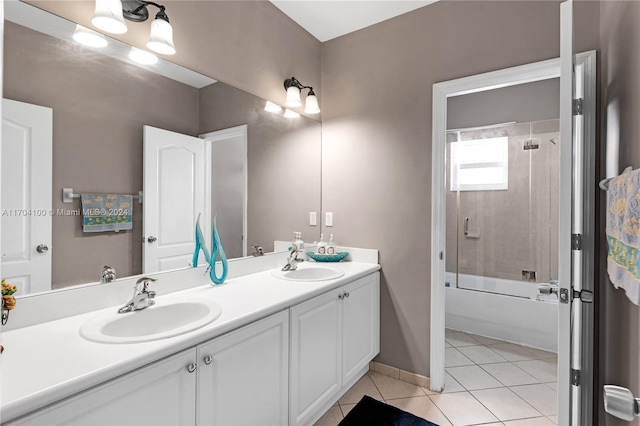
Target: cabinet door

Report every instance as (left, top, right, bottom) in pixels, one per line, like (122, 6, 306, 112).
(197, 310, 289, 426)
(8, 350, 197, 426)
(289, 289, 342, 426)
(342, 273, 380, 385)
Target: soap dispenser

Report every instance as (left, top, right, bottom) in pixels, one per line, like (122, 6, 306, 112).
(294, 232, 304, 251)
(317, 234, 327, 254)
(327, 234, 336, 255)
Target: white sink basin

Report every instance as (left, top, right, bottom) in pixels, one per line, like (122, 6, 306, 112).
(271, 266, 345, 282)
(80, 298, 222, 344)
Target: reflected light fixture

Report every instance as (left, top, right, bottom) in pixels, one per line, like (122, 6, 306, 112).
(284, 109, 300, 118)
(73, 24, 108, 48)
(264, 101, 283, 113)
(129, 47, 158, 65)
(284, 76, 320, 114)
(91, 0, 176, 55)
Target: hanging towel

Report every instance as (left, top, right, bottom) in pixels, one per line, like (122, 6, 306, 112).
(606, 168, 640, 305)
(81, 194, 133, 233)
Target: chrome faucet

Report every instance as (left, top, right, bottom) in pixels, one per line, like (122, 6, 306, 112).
(251, 245, 264, 257)
(282, 246, 304, 271)
(101, 265, 116, 283)
(117, 277, 157, 314)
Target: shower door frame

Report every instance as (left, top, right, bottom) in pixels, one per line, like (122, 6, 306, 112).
(429, 51, 596, 423)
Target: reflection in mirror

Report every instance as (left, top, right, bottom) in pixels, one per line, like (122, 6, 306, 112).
(2, 2, 321, 295)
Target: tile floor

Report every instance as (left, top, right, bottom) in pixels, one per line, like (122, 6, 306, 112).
(314, 329, 558, 426)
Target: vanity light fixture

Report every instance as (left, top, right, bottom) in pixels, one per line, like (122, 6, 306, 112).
(72, 25, 108, 48)
(129, 47, 158, 65)
(91, 0, 176, 55)
(284, 109, 300, 118)
(284, 77, 320, 114)
(264, 101, 283, 113)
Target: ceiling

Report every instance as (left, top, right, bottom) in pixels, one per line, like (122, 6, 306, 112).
(269, 1, 438, 42)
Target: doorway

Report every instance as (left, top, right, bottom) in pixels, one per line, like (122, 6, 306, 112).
(429, 52, 596, 424)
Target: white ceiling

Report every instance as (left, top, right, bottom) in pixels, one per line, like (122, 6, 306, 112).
(269, 1, 438, 42)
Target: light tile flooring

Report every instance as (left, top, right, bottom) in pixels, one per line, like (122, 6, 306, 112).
(315, 329, 558, 426)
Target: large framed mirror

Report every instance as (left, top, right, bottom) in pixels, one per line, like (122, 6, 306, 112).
(2, 1, 322, 295)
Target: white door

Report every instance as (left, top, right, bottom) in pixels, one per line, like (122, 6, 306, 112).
(560, 2, 596, 424)
(200, 125, 248, 259)
(342, 273, 380, 385)
(8, 349, 197, 425)
(197, 311, 289, 426)
(289, 289, 342, 426)
(143, 126, 205, 273)
(1, 99, 52, 295)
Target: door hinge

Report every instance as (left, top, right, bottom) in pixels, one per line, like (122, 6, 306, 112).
(573, 98, 584, 116)
(571, 368, 581, 386)
(572, 233, 582, 250)
(439, 251, 444, 260)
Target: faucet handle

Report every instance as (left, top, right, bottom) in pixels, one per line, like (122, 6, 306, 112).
(135, 276, 157, 291)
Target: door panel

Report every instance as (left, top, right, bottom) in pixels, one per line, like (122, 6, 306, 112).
(143, 125, 205, 273)
(1, 99, 52, 294)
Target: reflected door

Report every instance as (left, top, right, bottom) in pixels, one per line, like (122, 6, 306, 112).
(143, 126, 205, 273)
(1, 99, 52, 294)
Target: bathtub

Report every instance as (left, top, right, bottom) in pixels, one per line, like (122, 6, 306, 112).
(444, 272, 558, 352)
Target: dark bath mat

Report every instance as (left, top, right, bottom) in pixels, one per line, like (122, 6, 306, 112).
(338, 395, 439, 426)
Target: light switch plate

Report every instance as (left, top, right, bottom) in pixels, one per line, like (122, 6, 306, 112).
(309, 212, 317, 226)
(325, 212, 333, 227)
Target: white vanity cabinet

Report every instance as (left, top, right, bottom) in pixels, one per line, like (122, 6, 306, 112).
(7, 349, 197, 426)
(289, 272, 380, 425)
(196, 310, 289, 426)
(4, 270, 380, 426)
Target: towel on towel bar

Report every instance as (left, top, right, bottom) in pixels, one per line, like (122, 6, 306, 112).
(606, 168, 640, 305)
(81, 194, 133, 233)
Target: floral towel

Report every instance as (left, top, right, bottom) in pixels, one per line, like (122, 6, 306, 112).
(81, 194, 133, 233)
(607, 168, 640, 305)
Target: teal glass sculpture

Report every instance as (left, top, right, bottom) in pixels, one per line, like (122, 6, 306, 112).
(192, 214, 228, 285)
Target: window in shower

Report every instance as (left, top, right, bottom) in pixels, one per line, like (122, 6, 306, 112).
(450, 137, 509, 191)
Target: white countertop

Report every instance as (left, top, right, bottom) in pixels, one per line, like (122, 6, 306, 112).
(0, 261, 380, 422)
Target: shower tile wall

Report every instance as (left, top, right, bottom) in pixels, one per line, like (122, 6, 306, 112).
(445, 120, 559, 283)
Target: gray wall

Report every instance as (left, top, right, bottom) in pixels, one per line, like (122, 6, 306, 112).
(4, 21, 200, 288)
(445, 121, 560, 283)
(447, 79, 561, 130)
(599, 1, 640, 425)
(320, 0, 599, 376)
(26, 0, 322, 118)
(199, 83, 322, 252)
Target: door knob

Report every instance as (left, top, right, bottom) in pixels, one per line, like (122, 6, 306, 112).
(147, 236, 157, 243)
(36, 244, 48, 253)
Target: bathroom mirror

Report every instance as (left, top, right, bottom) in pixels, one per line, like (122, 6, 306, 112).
(2, 1, 322, 295)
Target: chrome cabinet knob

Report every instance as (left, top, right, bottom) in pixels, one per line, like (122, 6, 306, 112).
(204, 355, 213, 365)
(345, 292, 350, 298)
(187, 363, 197, 373)
(147, 236, 157, 243)
(36, 244, 49, 253)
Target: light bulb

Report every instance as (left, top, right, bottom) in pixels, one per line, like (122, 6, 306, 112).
(91, 0, 127, 34)
(129, 48, 158, 65)
(285, 86, 302, 107)
(72, 25, 108, 48)
(304, 93, 320, 114)
(264, 101, 283, 113)
(147, 17, 176, 55)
